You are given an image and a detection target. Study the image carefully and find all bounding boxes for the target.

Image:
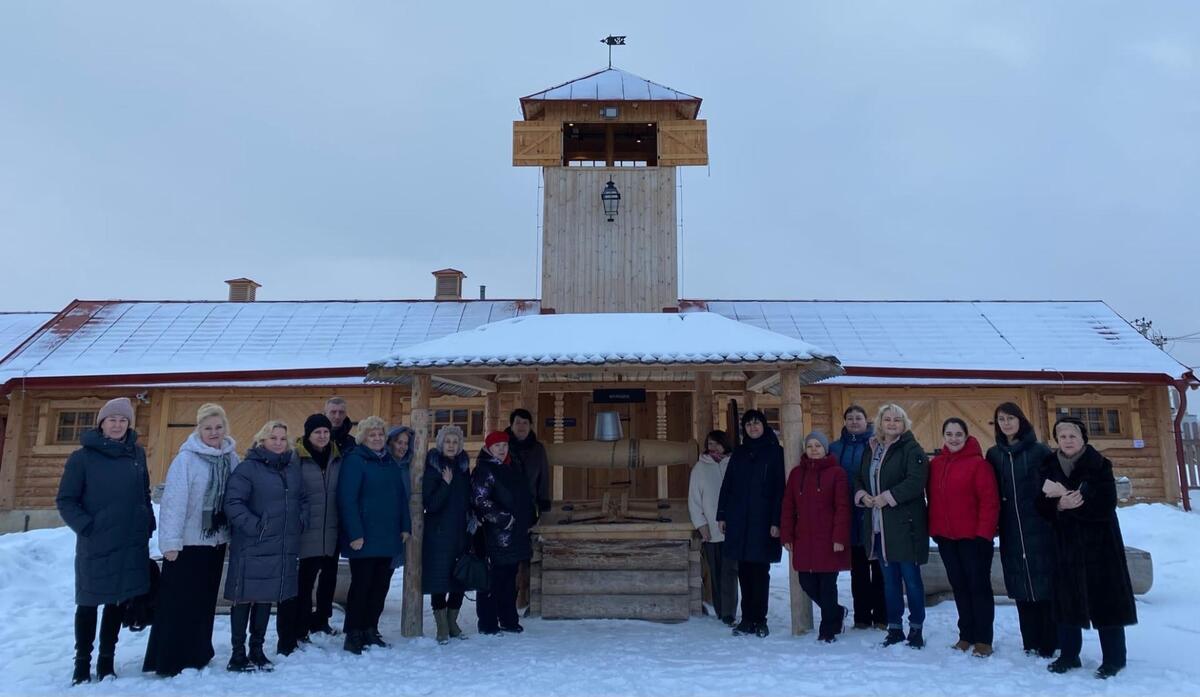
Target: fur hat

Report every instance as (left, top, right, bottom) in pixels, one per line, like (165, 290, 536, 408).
(96, 398, 134, 427)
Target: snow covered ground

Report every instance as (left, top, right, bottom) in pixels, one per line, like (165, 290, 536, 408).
(1, 504, 1198, 696)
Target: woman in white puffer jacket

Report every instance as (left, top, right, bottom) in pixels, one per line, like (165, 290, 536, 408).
(142, 403, 239, 678)
(688, 429, 738, 625)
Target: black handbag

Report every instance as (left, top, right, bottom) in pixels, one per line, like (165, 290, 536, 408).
(453, 551, 490, 592)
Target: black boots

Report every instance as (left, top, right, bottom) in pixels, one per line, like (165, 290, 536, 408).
(228, 603, 273, 672)
(882, 627, 906, 646)
(1048, 656, 1082, 674)
(342, 630, 365, 655)
(72, 605, 122, 686)
(227, 604, 252, 672)
(906, 627, 924, 649)
(248, 604, 273, 671)
(366, 626, 389, 648)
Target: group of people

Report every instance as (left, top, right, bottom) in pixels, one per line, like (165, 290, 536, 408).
(55, 394, 1139, 685)
(56, 396, 549, 685)
(689, 403, 1138, 679)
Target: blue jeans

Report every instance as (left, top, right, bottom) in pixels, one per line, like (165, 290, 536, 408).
(876, 535, 925, 629)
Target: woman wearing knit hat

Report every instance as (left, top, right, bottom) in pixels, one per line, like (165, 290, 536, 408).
(422, 425, 473, 643)
(781, 431, 851, 642)
(285, 413, 344, 649)
(143, 403, 237, 677)
(1037, 416, 1137, 679)
(56, 397, 155, 685)
(472, 430, 535, 635)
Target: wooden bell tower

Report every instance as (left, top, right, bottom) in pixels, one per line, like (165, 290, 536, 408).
(513, 67, 708, 314)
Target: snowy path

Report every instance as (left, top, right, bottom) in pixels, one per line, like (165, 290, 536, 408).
(1, 504, 1198, 696)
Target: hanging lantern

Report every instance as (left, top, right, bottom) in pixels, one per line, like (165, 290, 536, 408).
(601, 180, 621, 222)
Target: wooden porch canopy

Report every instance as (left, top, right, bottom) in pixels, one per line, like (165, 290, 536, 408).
(364, 312, 844, 637)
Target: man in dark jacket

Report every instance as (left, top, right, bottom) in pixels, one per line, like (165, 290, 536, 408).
(829, 405, 886, 629)
(324, 397, 357, 454)
(506, 409, 551, 514)
(506, 408, 550, 612)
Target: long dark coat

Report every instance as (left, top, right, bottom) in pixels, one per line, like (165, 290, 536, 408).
(56, 429, 155, 606)
(986, 431, 1056, 602)
(421, 448, 472, 593)
(223, 447, 307, 604)
(717, 429, 785, 564)
(471, 449, 535, 566)
(854, 431, 930, 564)
(1035, 445, 1138, 629)
(297, 439, 341, 559)
(338, 444, 411, 560)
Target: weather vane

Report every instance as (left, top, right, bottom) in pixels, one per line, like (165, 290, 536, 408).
(602, 35, 626, 68)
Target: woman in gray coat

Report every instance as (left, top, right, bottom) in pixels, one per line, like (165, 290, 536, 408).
(56, 398, 155, 685)
(222, 420, 308, 672)
(143, 403, 238, 677)
(283, 413, 343, 649)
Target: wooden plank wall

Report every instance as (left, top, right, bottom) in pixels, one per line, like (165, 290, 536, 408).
(541, 167, 677, 314)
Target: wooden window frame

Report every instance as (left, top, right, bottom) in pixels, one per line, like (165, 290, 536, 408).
(1043, 393, 1143, 450)
(34, 398, 135, 456)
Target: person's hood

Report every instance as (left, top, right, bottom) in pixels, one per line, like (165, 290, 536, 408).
(80, 428, 140, 458)
(839, 424, 875, 444)
(294, 435, 340, 461)
(181, 430, 237, 457)
(933, 435, 984, 465)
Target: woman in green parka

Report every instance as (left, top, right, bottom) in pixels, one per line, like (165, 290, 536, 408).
(853, 403, 930, 649)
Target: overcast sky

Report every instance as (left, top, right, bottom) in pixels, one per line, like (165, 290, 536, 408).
(1, 2, 1197, 368)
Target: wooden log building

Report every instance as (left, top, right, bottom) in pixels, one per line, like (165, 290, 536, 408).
(0, 66, 1195, 634)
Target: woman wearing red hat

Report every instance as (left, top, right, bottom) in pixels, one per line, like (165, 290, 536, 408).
(472, 430, 536, 634)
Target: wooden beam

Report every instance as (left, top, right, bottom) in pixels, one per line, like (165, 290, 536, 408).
(779, 367, 814, 635)
(519, 374, 540, 427)
(401, 374, 431, 638)
(484, 391, 501, 433)
(1155, 386, 1182, 504)
(0, 391, 27, 511)
(693, 373, 713, 442)
(656, 391, 669, 500)
(746, 371, 780, 393)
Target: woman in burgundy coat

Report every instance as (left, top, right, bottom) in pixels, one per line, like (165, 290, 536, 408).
(781, 431, 851, 642)
(928, 418, 1001, 657)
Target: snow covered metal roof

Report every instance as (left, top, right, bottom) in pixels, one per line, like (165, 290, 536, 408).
(685, 300, 1190, 383)
(521, 68, 701, 117)
(0, 300, 538, 386)
(370, 312, 841, 374)
(0, 313, 54, 362)
(0, 299, 1187, 388)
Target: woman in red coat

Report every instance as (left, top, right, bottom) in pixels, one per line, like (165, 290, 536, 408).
(928, 418, 1001, 657)
(782, 431, 851, 642)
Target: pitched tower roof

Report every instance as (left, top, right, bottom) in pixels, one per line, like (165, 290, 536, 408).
(520, 67, 701, 118)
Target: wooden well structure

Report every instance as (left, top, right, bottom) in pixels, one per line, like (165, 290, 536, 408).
(365, 312, 844, 635)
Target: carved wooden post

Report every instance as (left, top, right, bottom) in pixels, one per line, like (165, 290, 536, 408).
(780, 367, 813, 634)
(401, 373, 431, 637)
(552, 392, 565, 501)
